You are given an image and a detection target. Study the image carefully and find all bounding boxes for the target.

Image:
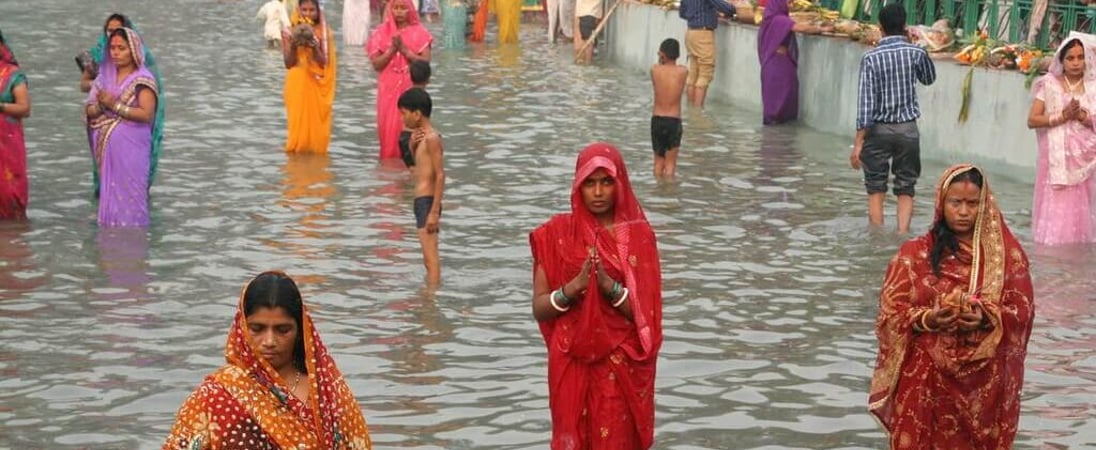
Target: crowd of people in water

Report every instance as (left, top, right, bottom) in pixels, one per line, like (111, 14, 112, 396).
(1, 0, 1094, 448)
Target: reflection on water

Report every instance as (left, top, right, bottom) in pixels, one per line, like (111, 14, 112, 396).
(0, 221, 47, 300)
(94, 227, 151, 301)
(1, 0, 1095, 449)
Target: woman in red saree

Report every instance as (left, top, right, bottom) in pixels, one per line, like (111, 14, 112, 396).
(529, 143, 663, 449)
(367, 0, 432, 160)
(0, 30, 31, 219)
(163, 272, 372, 449)
(869, 164, 1035, 449)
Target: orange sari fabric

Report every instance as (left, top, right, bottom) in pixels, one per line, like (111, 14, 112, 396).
(530, 143, 663, 449)
(869, 164, 1035, 449)
(163, 287, 371, 449)
(284, 8, 338, 153)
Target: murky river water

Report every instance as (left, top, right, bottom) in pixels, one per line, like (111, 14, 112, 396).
(1, 1, 1095, 449)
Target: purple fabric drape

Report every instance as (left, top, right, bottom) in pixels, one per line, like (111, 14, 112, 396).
(86, 28, 157, 227)
(758, 0, 799, 125)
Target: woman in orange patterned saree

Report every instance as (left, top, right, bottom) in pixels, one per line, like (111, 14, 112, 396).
(282, 0, 338, 153)
(869, 164, 1035, 449)
(163, 272, 371, 449)
(529, 143, 663, 449)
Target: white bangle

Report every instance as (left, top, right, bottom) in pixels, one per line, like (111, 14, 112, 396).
(611, 288, 629, 308)
(549, 290, 570, 312)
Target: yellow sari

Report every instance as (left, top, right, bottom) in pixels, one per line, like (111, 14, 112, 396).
(494, 0, 522, 43)
(284, 10, 337, 153)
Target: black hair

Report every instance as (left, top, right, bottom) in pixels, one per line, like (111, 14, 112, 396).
(659, 38, 680, 60)
(929, 168, 984, 276)
(103, 13, 128, 34)
(410, 60, 432, 85)
(105, 27, 131, 52)
(878, 3, 907, 36)
(398, 87, 433, 118)
(107, 28, 133, 58)
(1059, 38, 1084, 63)
(298, 0, 323, 22)
(243, 271, 307, 373)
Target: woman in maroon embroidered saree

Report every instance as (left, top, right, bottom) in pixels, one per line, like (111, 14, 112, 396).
(869, 164, 1035, 449)
(529, 143, 663, 449)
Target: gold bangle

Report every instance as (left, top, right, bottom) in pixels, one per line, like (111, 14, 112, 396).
(919, 310, 936, 332)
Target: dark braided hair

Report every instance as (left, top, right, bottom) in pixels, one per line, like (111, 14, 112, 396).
(930, 168, 984, 276)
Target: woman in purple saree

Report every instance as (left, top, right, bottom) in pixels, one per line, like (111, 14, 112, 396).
(85, 28, 158, 227)
(758, 0, 801, 125)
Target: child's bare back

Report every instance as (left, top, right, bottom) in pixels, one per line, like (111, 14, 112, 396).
(651, 63, 688, 118)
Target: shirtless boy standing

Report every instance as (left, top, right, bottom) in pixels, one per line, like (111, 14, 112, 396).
(650, 38, 688, 180)
(398, 87, 445, 285)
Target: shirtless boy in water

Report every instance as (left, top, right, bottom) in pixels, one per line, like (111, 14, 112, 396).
(398, 87, 445, 285)
(650, 38, 688, 180)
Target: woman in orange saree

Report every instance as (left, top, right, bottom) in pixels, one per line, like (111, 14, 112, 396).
(283, 0, 338, 153)
(529, 143, 663, 449)
(368, 0, 432, 160)
(869, 164, 1035, 449)
(163, 272, 372, 449)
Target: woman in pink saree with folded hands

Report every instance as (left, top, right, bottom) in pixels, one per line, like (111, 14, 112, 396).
(1027, 32, 1096, 245)
(367, 0, 432, 161)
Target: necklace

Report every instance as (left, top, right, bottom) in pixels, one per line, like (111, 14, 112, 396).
(1065, 75, 1084, 93)
(291, 371, 301, 392)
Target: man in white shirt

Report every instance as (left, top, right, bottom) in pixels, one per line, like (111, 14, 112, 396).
(547, 0, 576, 43)
(574, 0, 602, 63)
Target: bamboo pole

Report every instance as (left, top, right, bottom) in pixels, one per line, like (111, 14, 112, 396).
(574, 0, 624, 63)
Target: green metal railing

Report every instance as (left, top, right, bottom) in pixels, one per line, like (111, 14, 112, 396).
(815, 0, 1095, 48)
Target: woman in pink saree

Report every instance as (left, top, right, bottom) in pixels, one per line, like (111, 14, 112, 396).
(0, 29, 31, 220)
(367, 0, 432, 160)
(85, 28, 159, 227)
(1027, 32, 1096, 245)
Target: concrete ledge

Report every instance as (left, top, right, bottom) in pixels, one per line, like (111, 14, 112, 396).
(605, 1, 1037, 174)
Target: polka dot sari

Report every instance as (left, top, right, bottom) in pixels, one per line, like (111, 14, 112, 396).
(163, 288, 372, 449)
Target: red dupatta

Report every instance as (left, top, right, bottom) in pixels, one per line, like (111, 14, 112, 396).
(869, 164, 1035, 449)
(530, 143, 663, 449)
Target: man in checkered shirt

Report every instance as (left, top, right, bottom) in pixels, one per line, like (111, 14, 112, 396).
(849, 2, 937, 234)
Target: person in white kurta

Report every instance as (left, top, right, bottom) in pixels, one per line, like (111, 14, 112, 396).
(343, 0, 371, 45)
(546, 0, 575, 42)
(256, 0, 292, 48)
